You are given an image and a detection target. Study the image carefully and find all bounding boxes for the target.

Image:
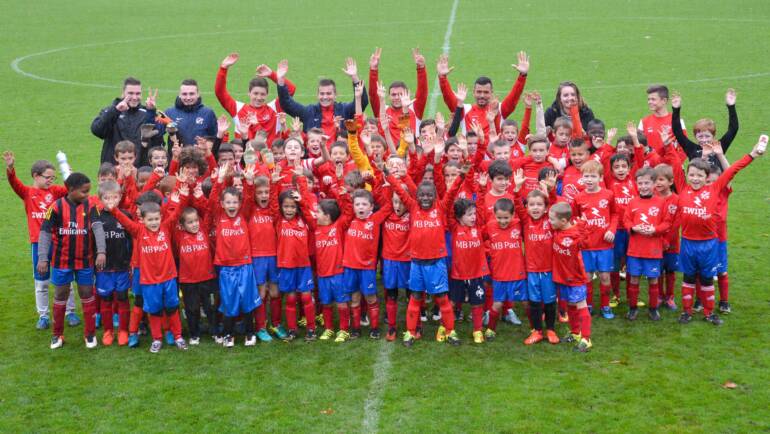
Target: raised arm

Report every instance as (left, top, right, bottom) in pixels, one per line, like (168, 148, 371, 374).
(718, 89, 739, 153)
(670, 92, 699, 160)
(437, 54, 458, 112)
(368, 48, 382, 118)
(500, 51, 530, 119)
(215, 53, 240, 116)
(412, 48, 428, 119)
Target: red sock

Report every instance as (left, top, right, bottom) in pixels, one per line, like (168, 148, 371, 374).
(484, 284, 494, 312)
(471, 305, 483, 332)
(368, 300, 380, 330)
(406, 297, 421, 334)
(169, 310, 183, 339)
(682, 282, 695, 314)
(610, 272, 620, 296)
(352, 304, 362, 329)
(665, 272, 676, 299)
(129, 305, 143, 334)
(285, 293, 298, 330)
(488, 307, 500, 331)
(717, 274, 729, 303)
(578, 307, 592, 339)
(94, 295, 101, 315)
(254, 303, 267, 330)
(322, 306, 333, 330)
(148, 315, 163, 340)
(567, 305, 580, 335)
(301, 292, 316, 331)
(53, 299, 66, 338)
(648, 281, 660, 309)
(81, 296, 97, 336)
(599, 283, 611, 309)
(117, 299, 130, 333)
(270, 296, 282, 327)
(502, 300, 513, 313)
(702, 285, 715, 316)
(586, 280, 594, 307)
(100, 297, 114, 332)
(386, 298, 398, 330)
(627, 281, 640, 309)
(161, 312, 170, 333)
(436, 295, 455, 332)
(338, 304, 350, 331)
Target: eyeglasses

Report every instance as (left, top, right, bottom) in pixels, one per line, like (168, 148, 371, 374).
(40, 175, 57, 181)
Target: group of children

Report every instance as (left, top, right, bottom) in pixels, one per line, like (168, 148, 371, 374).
(6, 50, 766, 354)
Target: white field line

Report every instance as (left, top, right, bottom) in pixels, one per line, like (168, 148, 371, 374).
(426, 0, 460, 117)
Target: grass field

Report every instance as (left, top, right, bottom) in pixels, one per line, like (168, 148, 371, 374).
(1, 0, 770, 432)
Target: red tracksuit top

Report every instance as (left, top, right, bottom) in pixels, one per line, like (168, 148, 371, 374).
(552, 222, 589, 286)
(7, 168, 68, 243)
(623, 195, 673, 259)
(572, 187, 619, 251)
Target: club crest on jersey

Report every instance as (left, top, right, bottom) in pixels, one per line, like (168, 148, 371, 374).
(157, 231, 166, 242)
(648, 206, 660, 217)
(234, 217, 241, 226)
(429, 209, 437, 219)
(471, 228, 477, 238)
(45, 193, 53, 202)
(562, 237, 573, 247)
(598, 199, 609, 208)
(195, 117, 204, 125)
(668, 204, 677, 214)
(365, 222, 374, 231)
(699, 191, 710, 200)
(329, 227, 336, 237)
(511, 229, 520, 239)
(543, 220, 550, 230)
(298, 220, 305, 228)
(196, 232, 204, 241)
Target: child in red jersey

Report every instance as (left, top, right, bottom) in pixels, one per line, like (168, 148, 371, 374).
(572, 160, 619, 319)
(639, 84, 688, 154)
(4, 151, 77, 330)
(208, 162, 263, 347)
(549, 202, 593, 352)
(653, 162, 680, 310)
(105, 183, 188, 353)
(623, 167, 674, 321)
(667, 136, 764, 325)
(559, 138, 591, 204)
(37, 173, 103, 349)
(510, 134, 555, 200)
(387, 170, 464, 347)
(381, 184, 412, 341)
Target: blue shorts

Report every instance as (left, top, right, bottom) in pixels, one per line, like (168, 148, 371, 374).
(661, 253, 681, 273)
(142, 278, 179, 314)
(527, 272, 557, 303)
(95, 271, 131, 297)
(410, 259, 449, 295)
(278, 266, 314, 293)
(450, 278, 485, 304)
(557, 284, 587, 304)
(51, 267, 94, 287)
(492, 279, 527, 303)
(252, 256, 279, 285)
(318, 274, 350, 304)
(31, 242, 51, 280)
(680, 238, 719, 279)
(383, 259, 410, 290)
(582, 249, 614, 273)
(131, 268, 142, 297)
(716, 241, 728, 274)
(218, 264, 262, 317)
(613, 229, 629, 265)
(627, 256, 662, 279)
(344, 267, 377, 296)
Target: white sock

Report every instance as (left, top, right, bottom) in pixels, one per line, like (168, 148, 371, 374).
(34, 279, 49, 318)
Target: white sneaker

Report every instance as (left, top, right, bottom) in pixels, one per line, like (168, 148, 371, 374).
(50, 336, 64, 349)
(175, 337, 188, 350)
(189, 337, 200, 346)
(360, 316, 370, 327)
(223, 335, 235, 348)
(505, 309, 522, 325)
(150, 340, 162, 353)
(420, 313, 428, 322)
(84, 335, 98, 349)
(244, 335, 257, 346)
(431, 312, 442, 321)
(214, 335, 224, 345)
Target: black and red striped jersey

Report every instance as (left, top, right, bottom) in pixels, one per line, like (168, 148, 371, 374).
(41, 197, 95, 270)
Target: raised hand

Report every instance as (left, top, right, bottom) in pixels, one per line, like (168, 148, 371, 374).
(369, 47, 382, 70)
(3, 150, 14, 168)
(455, 83, 468, 103)
(354, 80, 365, 98)
(153, 166, 165, 177)
(523, 92, 533, 108)
(478, 172, 489, 188)
(412, 47, 425, 68)
(221, 53, 239, 69)
(435, 111, 446, 132)
(436, 53, 454, 76)
(659, 124, 673, 145)
(377, 81, 387, 99)
(626, 122, 638, 138)
(193, 182, 204, 198)
(342, 57, 359, 82)
(671, 91, 681, 108)
(725, 88, 737, 106)
(513, 51, 530, 75)
(115, 97, 130, 112)
(145, 88, 158, 110)
(513, 168, 526, 188)
(751, 134, 768, 157)
(486, 95, 500, 121)
(256, 64, 273, 78)
(217, 114, 230, 136)
(531, 91, 542, 106)
(402, 128, 415, 145)
(291, 116, 303, 133)
(276, 59, 289, 80)
(400, 89, 413, 109)
(606, 127, 617, 144)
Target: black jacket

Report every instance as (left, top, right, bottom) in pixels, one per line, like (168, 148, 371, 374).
(544, 100, 595, 130)
(91, 98, 162, 166)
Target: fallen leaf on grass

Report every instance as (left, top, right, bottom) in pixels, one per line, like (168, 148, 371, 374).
(722, 381, 737, 389)
(609, 360, 628, 365)
(320, 408, 335, 415)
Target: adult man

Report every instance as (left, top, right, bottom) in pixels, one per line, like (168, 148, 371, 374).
(164, 79, 217, 146)
(91, 77, 162, 166)
(277, 58, 368, 144)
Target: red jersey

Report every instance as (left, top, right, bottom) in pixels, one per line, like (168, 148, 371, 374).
(7, 168, 68, 243)
(609, 177, 637, 230)
(715, 186, 732, 242)
(248, 206, 277, 257)
(448, 222, 489, 280)
(41, 197, 96, 270)
(549, 144, 569, 169)
(510, 157, 554, 200)
(515, 203, 554, 272)
(313, 223, 345, 277)
(343, 205, 392, 270)
(368, 66, 428, 144)
(483, 190, 516, 217)
(483, 219, 526, 281)
(657, 192, 680, 254)
(623, 195, 672, 259)
(213, 213, 252, 267)
(382, 211, 411, 261)
(573, 188, 618, 251)
(174, 226, 215, 284)
(560, 165, 585, 204)
(639, 113, 686, 153)
(676, 154, 753, 241)
(552, 222, 589, 286)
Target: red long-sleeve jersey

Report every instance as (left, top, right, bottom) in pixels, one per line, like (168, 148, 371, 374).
(369, 65, 428, 144)
(173, 224, 215, 284)
(483, 219, 526, 281)
(624, 195, 673, 259)
(552, 222, 589, 286)
(572, 188, 618, 251)
(7, 167, 68, 243)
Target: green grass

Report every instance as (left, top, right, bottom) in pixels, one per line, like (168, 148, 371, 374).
(1, 0, 770, 432)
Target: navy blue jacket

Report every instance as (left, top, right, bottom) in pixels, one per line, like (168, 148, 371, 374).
(277, 82, 368, 132)
(162, 97, 218, 145)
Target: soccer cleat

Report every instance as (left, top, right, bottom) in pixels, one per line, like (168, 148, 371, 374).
(435, 325, 447, 342)
(484, 328, 497, 341)
(609, 295, 620, 308)
(350, 328, 362, 339)
(94, 313, 102, 330)
(546, 330, 560, 345)
(319, 329, 335, 341)
(704, 314, 723, 326)
(66, 312, 81, 327)
(128, 333, 140, 348)
(175, 337, 188, 350)
(386, 328, 397, 342)
(420, 311, 428, 322)
(298, 317, 307, 328)
(472, 330, 485, 344)
(505, 309, 522, 325)
(315, 314, 325, 328)
(431, 312, 441, 322)
(214, 335, 224, 345)
(402, 331, 415, 347)
(482, 310, 490, 327)
(102, 330, 114, 346)
(285, 330, 297, 341)
(693, 299, 703, 312)
(113, 313, 119, 329)
(165, 331, 174, 346)
(558, 311, 569, 323)
(244, 334, 257, 346)
(223, 335, 235, 348)
(256, 328, 273, 342)
(524, 330, 543, 345)
(648, 308, 661, 321)
(574, 338, 593, 353)
(334, 330, 350, 343)
(600, 307, 615, 320)
(446, 330, 461, 346)
(84, 334, 98, 349)
(719, 301, 731, 314)
(118, 330, 129, 346)
(678, 312, 692, 324)
(36, 316, 50, 330)
(360, 314, 370, 327)
(304, 329, 318, 342)
(665, 296, 678, 311)
(189, 337, 201, 346)
(369, 328, 381, 340)
(149, 340, 162, 353)
(562, 333, 580, 344)
(50, 335, 64, 349)
(271, 325, 289, 340)
(626, 308, 638, 321)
